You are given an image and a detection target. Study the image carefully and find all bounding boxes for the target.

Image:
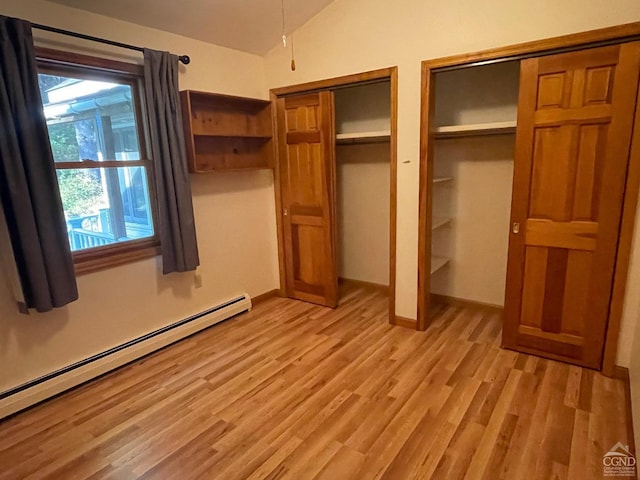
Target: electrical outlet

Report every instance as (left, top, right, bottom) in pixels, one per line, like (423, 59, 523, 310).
(194, 270, 203, 289)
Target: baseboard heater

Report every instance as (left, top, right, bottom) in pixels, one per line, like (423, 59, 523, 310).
(0, 293, 252, 420)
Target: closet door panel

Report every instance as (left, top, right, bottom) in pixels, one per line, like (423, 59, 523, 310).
(519, 246, 547, 329)
(503, 42, 640, 368)
(277, 92, 338, 307)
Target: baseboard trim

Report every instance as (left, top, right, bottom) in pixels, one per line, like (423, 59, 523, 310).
(431, 293, 504, 315)
(251, 289, 280, 306)
(392, 315, 417, 329)
(614, 365, 637, 462)
(614, 365, 630, 380)
(0, 294, 251, 420)
(339, 277, 389, 293)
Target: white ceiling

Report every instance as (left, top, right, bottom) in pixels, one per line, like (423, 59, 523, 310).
(46, 0, 334, 55)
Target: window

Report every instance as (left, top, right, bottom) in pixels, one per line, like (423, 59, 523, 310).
(37, 49, 159, 272)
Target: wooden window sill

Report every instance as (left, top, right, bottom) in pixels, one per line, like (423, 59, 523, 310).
(73, 240, 161, 275)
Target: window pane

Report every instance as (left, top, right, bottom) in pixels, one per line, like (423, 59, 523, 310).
(39, 73, 141, 162)
(58, 167, 155, 252)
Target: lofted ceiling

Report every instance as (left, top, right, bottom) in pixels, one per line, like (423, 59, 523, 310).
(45, 0, 334, 55)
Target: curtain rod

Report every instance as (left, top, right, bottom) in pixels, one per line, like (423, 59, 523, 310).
(31, 23, 191, 65)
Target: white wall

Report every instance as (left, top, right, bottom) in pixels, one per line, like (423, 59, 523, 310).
(0, 0, 279, 393)
(263, 0, 640, 361)
(430, 62, 518, 306)
(620, 209, 640, 450)
(629, 296, 640, 452)
(334, 82, 391, 134)
(617, 209, 640, 366)
(337, 144, 390, 285)
(434, 62, 520, 126)
(335, 82, 391, 286)
(628, 295, 640, 452)
(431, 136, 514, 306)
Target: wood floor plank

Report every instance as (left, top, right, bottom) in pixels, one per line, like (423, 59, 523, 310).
(462, 369, 522, 480)
(396, 378, 483, 480)
(312, 444, 365, 480)
(567, 409, 591, 480)
(244, 437, 303, 480)
(0, 285, 634, 480)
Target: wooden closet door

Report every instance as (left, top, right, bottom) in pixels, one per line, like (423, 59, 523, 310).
(503, 43, 640, 368)
(277, 91, 338, 307)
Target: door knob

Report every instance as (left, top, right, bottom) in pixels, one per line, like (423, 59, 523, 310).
(512, 222, 520, 234)
(284, 208, 288, 216)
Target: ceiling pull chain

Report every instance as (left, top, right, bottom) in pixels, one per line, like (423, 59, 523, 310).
(280, 0, 296, 71)
(281, 0, 287, 47)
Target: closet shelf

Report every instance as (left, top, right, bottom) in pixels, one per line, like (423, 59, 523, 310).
(336, 130, 391, 144)
(431, 256, 450, 274)
(433, 120, 517, 139)
(432, 216, 451, 230)
(433, 176, 453, 184)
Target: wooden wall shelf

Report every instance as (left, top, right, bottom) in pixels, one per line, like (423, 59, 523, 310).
(180, 91, 273, 172)
(433, 176, 453, 184)
(431, 256, 450, 274)
(336, 130, 391, 144)
(432, 216, 452, 230)
(434, 120, 516, 139)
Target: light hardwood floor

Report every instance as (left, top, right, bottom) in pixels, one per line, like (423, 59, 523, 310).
(0, 285, 635, 479)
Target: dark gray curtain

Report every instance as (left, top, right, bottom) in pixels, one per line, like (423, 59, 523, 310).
(143, 49, 199, 274)
(0, 16, 78, 312)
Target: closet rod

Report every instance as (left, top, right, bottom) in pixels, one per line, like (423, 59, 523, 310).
(31, 23, 191, 65)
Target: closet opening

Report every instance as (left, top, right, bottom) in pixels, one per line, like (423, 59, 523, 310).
(334, 81, 392, 303)
(418, 25, 640, 375)
(429, 61, 519, 314)
(271, 67, 398, 323)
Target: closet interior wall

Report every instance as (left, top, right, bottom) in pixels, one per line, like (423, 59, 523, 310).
(335, 82, 391, 289)
(431, 61, 520, 306)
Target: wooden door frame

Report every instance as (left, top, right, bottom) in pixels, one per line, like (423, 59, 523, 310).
(271, 67, 399, 324)
(417, 22, 640, 376)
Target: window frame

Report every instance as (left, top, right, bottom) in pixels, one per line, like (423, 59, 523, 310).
(36, 48, 160, 274)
